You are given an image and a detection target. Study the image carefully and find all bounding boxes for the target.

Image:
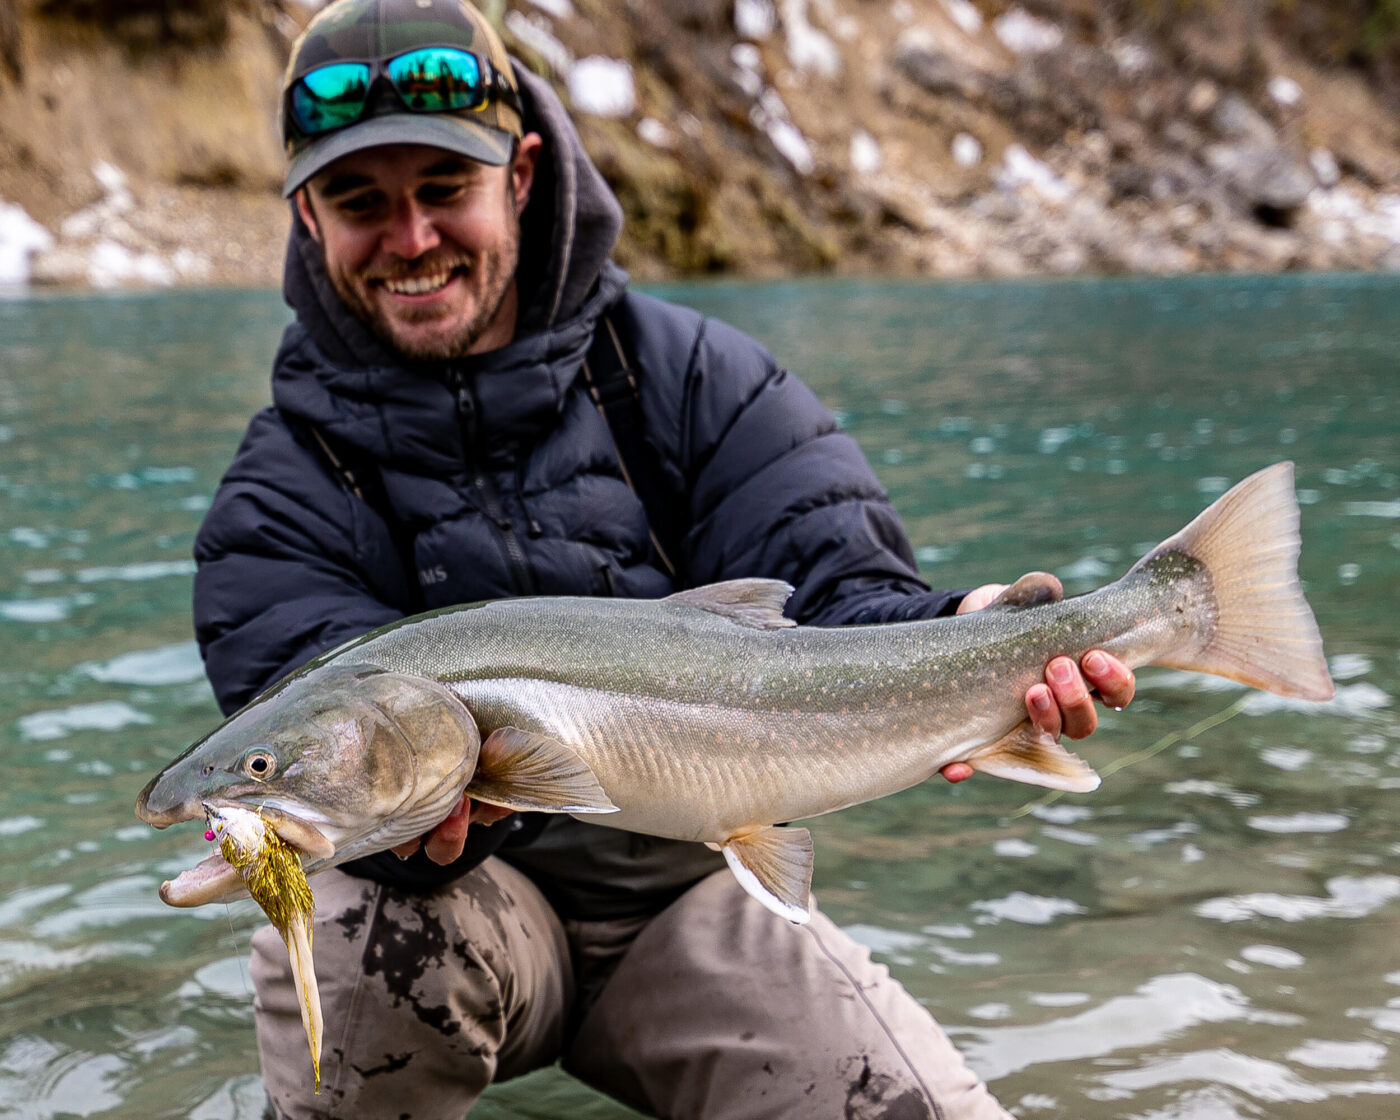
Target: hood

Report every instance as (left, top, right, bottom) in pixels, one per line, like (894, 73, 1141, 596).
(273, 64, 628, 469)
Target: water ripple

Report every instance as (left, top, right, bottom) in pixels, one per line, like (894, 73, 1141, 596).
(17, 700, 154, 741)
(1196, 874, 1400, 923)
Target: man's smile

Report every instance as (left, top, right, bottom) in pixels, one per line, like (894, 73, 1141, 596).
(374, 261, 471, 299)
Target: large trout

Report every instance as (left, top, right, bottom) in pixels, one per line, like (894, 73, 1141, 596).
(137, 462, 1331, 1071)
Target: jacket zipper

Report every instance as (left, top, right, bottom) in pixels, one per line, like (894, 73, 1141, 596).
(451, 373, 538, 595)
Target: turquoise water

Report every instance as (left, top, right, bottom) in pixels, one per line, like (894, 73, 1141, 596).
(0, 274, 1396, 1118)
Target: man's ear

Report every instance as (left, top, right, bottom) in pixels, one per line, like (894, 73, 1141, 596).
(511, 133, 543, 214)
(295, 189, 321, 242)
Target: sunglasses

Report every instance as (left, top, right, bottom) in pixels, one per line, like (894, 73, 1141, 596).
(286, 46, 521, 137)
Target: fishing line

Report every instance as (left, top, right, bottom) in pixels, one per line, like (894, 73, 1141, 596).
(1005, 694, 1252, 820)
(224, 903, 254, 997)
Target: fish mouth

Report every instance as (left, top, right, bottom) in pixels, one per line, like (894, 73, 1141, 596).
(151, 799, 335, 909)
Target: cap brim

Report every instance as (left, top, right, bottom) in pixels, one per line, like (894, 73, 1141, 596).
(283, 114, 514, 197)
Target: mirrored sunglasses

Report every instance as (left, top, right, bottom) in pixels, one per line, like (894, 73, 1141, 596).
(287, 46, 520, 137)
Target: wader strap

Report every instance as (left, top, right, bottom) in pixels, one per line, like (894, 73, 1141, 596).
(581, 315, 685, 581)
(304, 422, 426, 613)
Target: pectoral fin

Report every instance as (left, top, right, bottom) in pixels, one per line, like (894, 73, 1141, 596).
(967, 721, 1101, 792)
(466, 727, 619, 814)
(721, 825, 814, 924)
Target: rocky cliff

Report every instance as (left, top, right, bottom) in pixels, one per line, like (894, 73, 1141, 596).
(1, 0, 1398, 288)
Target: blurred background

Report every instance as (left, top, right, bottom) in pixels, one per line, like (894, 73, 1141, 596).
(1, 0, 1399, 289)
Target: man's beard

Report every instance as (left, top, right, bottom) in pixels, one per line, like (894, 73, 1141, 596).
(329, 206, 521, 362)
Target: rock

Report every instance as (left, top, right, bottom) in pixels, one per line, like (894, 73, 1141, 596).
(892, 34, 988, 100)
(1211, 93, 1278, 148)
(1205, 142, 1314, 223)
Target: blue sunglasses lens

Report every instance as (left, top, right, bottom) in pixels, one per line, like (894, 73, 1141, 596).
(385, 48, 484, 112)
(290, 49, 488, 136)
(290, 61, 374, 134)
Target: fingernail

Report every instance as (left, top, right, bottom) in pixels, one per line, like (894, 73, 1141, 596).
(1032, 690, 1053, 712)
(1049, 660, 1073, 685)
(1084, 652, 1107, 675)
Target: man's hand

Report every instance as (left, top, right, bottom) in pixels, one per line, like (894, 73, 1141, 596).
(937, 578, 1136, 785)
(389, 796, 514, 865)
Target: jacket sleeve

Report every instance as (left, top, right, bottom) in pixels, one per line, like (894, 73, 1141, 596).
(193, 408, 410, 715)
(622, 295, 966, 625)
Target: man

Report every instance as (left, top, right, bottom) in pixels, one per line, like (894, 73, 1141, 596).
(194, 1, 1134, 1116)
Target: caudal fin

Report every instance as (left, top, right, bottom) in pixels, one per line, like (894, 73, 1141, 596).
(1137, 462, 1334, 700)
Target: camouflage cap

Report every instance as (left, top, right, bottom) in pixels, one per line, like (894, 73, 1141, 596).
(281, 0, 523, 197)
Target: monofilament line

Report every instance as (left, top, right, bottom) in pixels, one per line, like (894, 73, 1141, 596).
(1006, 695, 1252, 820)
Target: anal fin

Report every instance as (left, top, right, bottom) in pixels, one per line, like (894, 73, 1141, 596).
(967, 721, 1101, 792)
(466, 727, 619, 814)
(721, 825, 814, 924)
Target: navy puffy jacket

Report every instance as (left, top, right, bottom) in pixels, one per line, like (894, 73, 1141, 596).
(192, 69, 962, 913)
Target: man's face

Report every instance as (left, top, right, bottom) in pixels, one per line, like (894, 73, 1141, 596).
(297, 138, 540, 360)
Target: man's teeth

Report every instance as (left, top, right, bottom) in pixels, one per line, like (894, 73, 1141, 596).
(382, 271, 455, 295)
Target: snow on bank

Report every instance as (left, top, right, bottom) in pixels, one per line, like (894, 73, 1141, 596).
(568, 56, 635, 118)
(0, 200, 53, 287)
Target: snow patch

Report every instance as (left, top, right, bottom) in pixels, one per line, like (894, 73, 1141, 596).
(782, 0, 842, 78)
(735, 0, 777, 40)
(997, 143, 1072, 203)
(941, 0, 982, 36)
(750, 88, 815, 175)
(0, 200, 53, 287)
(850, 130, 882, 174)
(993, 7, 1064, 55)
(952, 132, 983, 168)
(1268, 75, 1303, 107)
(637, 117, 674, 149)
(568, 57, 636, 118)
(527, 0, 574, 19)
(503, 10, 573, 78)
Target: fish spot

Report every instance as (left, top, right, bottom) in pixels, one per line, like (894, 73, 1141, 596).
(741, 1030, 756, 1041)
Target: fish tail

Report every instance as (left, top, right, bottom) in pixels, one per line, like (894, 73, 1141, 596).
(1136, 461, 1334, 700)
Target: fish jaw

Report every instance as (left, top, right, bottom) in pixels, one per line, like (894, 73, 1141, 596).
(154, 799, 335, 908)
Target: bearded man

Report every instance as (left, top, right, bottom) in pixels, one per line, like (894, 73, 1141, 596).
(194, 1, 1134, 1116)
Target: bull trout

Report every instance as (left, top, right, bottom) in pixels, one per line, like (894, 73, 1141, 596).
(137, 462, 1331, 1064)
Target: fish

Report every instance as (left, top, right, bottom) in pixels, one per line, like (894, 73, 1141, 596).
(138, 460, 1333, 926)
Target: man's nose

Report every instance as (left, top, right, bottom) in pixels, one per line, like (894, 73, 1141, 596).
(382, 199, 441, 259)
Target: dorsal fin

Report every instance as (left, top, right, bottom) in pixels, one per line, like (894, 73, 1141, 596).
(667, 579, 796, 630)
(986, 572, 1063, 610)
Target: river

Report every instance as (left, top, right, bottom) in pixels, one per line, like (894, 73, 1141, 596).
(0, 273, 1396, 1118)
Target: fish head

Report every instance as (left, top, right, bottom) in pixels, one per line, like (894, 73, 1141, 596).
(136, 663, 481, 906)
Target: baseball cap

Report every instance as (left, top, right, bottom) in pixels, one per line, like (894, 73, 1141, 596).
(280, 0, 524, 197)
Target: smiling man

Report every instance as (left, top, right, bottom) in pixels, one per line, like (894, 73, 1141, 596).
(193, 1, 1133, 1117)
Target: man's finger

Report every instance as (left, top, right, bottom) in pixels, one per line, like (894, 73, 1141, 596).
(1026, 681, 1063, 740)
(1045, 656, 1097, 740)
(422, 795, 470, 865)
(1082, 650, 1135, 710)
(940, 762, 975, 784)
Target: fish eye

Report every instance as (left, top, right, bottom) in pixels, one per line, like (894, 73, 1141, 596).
(241, 748, 277, 782)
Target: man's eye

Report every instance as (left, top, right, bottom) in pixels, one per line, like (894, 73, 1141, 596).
(337, 193, 383, 217)
(420, 183, 466, 205)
